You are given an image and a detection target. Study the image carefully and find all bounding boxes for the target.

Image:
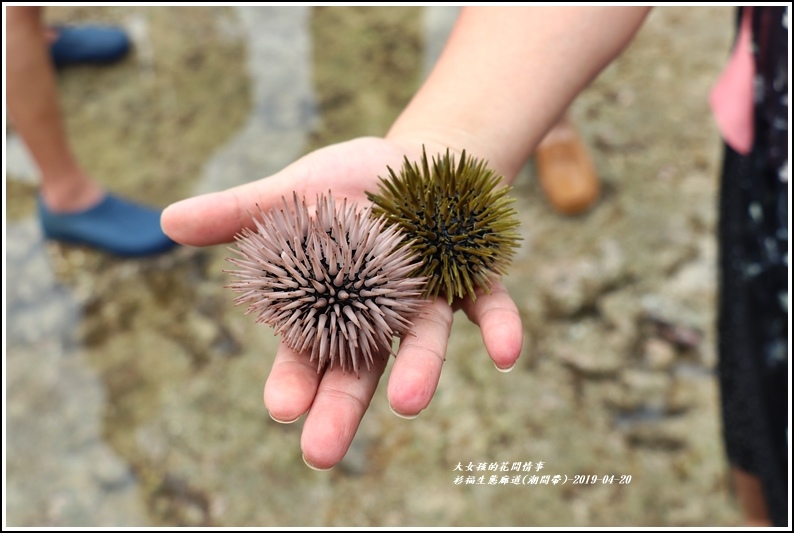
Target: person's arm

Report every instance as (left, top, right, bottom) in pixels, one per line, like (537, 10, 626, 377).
(389, 6, 651, 182)
(164, 7, 651, 246)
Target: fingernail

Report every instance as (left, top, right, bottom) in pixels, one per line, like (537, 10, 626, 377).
(269, 411, 300, 424)
(303, 454, 333, 471)
(389, 403, 419, 420)
(494, 361, 516, 373)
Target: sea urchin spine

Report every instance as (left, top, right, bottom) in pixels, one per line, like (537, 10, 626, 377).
(366, 147, 521, 304)
(225, 192, 427, 375)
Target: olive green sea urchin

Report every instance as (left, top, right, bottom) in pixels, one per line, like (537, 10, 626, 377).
(366, 148, 521, 304)
(225, 192, 427, 375)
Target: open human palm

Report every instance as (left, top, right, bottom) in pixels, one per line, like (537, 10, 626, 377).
(161, 136, 522, 469)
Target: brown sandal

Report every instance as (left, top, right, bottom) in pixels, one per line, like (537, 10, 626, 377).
(534, 115, 601, 215)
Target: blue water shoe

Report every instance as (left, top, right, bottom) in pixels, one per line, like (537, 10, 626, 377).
(38, 194, 178, 257)
(50, 25, 131, 67)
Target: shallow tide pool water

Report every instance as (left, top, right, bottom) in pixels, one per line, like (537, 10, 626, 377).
(5, 6, 744, 527)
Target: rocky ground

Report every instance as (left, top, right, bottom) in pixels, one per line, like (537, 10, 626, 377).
(6, 6, 747, 527)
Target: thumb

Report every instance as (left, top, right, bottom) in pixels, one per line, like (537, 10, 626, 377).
(161, 170, 302, 247)
(161, 137, 411, 247)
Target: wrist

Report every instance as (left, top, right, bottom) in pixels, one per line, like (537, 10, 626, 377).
(385, 122, 528, 186)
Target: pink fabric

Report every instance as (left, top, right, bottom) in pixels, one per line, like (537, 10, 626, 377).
(709, 7, 755, 155)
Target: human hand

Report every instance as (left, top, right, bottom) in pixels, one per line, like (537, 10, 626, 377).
(160, 136, 523, 470)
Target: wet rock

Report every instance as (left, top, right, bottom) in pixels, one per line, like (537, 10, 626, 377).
(642, 337, 677, 371)
(647, 315, 703, 351)
(619, 369, 672, 413)
(136, 425, 171, 464)
(555, 321, 631, 378)
(8, 287, 79, 347)
(5, 221, 83, 346)
(151, 474, 210, 527)
(623, 416, 690, 451)
(666, 375, 706, 415)
(338, 436, 371, 476)
(647, 241, 699, 277)
(210, 326, 243, 358)
(539, 240, 628, 318)
(185, 311, 222, 354)
(667, 500, 710, 527)
(6, 335, 146, 526)
(89, 445, 135, 490)
(597, 289, 643, 336)
(538, 258, 600, 317)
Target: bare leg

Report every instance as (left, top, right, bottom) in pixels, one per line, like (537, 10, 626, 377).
(731, 467, 773, 527)
(7, 6, 176, 257)
(6, 6, 104, 213)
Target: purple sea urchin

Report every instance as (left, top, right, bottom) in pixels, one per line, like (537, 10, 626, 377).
(225, 192, 427, 375)
(366, 148, 521, 304)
